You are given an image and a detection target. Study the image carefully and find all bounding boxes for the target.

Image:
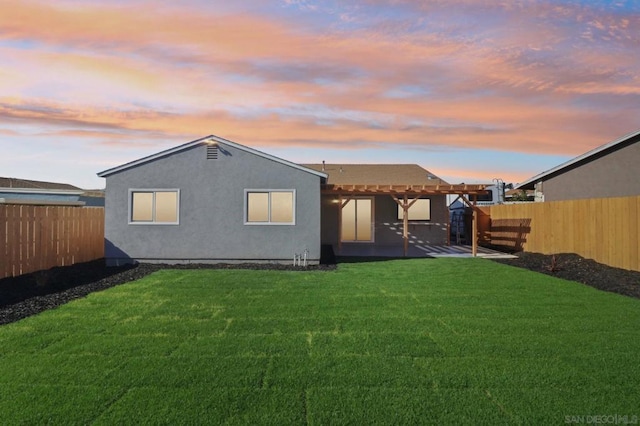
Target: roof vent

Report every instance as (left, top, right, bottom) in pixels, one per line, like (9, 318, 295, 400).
(207, 145, 218, 160)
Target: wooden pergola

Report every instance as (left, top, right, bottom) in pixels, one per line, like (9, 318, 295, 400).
(321, 183, 489, 257)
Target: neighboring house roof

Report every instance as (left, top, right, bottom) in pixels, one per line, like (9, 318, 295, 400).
(301, 164, 449, 186)
(0, 177, 97, 206)
(97, 135, 328, 179)
(0, 177, 81, 191)
(515, 128, 640, 190)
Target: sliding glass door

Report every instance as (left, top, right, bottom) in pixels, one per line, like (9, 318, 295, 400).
(341, 198, 373, 242)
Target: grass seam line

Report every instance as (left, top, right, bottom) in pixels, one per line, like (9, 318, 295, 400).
(259, 357, 274, 390)
(303, 388, 310, 426)
(436, 318, 459, 335)
(306, 331, 314, 356)
(86, 386, 134, 424)
(484, 389, 518, 423)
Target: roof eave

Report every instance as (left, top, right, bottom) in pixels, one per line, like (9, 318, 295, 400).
(0, 198, 86, 207)
(97, 135, 328, 179)
(97, 136, 209, 178)
(0, 188, 84, 196)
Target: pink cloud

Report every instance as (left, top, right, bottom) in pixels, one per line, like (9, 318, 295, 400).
(0, 0, 638, 166)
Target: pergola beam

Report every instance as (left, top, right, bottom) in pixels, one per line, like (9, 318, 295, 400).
(321, 183, 488, 196)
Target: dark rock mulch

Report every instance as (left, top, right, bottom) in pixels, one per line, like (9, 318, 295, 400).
(0, 260, 335, 325)
(491, 252, 640, 299)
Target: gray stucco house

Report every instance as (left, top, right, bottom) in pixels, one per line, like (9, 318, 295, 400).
(516, 129, 640, 202)
(97, 136, 326, 265)
(98, 135, 488, 265)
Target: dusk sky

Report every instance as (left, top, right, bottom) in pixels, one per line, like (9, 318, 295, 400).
(2, 0, 639, 189)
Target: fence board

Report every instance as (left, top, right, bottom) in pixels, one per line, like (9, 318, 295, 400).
(484, 196, 640, 272)
(632, 198, 640, 271)
(0, 205, 104, 279)
(11, 206, 20, 276)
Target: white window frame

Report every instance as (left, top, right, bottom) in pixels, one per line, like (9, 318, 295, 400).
(397, 198, 431, 221)
(128, 189, 180, 225)
(244, 189, 296, 225)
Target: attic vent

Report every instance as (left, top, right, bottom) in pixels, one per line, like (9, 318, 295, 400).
(206, 145, 219, 160)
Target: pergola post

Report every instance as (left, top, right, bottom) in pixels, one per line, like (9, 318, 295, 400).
(390, 194, 421, 257)
(337, 194, 343, 255)
(403, 194, 409, 256)
(472, 205, 478, 257)
(459, 194, 479, 257)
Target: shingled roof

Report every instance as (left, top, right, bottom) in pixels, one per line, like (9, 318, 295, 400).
(0, 177, 81, 191)
(300, 164, 448, 186)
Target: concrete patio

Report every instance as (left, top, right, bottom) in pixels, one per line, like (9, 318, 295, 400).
(337, 243, 517, 259)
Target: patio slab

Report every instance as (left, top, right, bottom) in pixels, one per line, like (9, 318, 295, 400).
(337, 244, 517, 259)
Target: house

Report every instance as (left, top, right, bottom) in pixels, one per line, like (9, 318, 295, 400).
(98, 135, 488, 265)
(0, 177, 86, 206)
(97, 136, 327, 266)
(515, 129, 640, 201)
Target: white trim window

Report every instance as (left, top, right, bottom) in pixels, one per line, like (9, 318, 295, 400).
(397, 198, 431, 221)
(245, 190, 296, 225)
(129, 189, 180, 225)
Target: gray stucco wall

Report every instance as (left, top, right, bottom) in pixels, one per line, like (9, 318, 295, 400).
(319, 194, 449, 248)
(543, 141, 640, 201)
(103, 143, 322, 265)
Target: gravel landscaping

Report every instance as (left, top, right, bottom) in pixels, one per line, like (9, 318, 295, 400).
(491, 252, 640, 299)
(1, 251, 639, 325)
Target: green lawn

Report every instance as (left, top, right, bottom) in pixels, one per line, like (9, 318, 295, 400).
(1, 258, 639, 425)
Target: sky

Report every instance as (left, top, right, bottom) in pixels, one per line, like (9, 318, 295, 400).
(1, 0, 639, 189)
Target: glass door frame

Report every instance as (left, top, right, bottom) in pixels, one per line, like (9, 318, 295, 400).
(340, 196, 375, 243)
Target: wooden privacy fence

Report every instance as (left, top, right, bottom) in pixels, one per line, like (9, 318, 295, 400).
(481, 195, 640, 272)
(0, 205, 104, 279)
